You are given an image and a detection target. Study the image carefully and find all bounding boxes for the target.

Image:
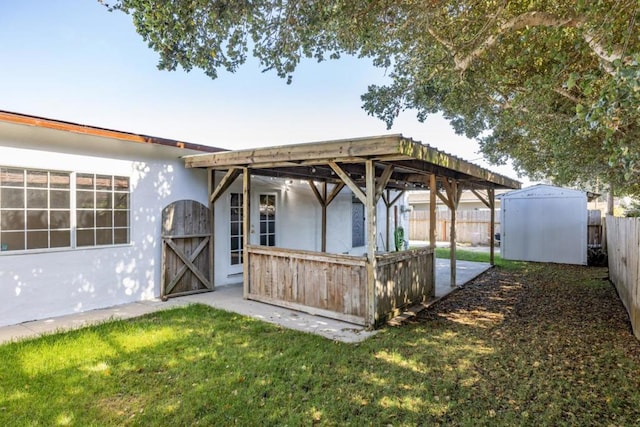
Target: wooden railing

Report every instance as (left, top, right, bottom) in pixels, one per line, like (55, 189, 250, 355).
(246, 245, 435, 327)
(375, 247, 435, 323)
(606, 216, 640, 339)
(246, 245, 368, 325)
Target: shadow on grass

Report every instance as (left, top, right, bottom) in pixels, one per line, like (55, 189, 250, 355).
(1, 263, 640, 425)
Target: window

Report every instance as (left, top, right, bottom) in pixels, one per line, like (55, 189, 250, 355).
(352, 196, 365, 247)
(76, 174, 130, 247)
(230, 192, 243, 265)
(0, 166, 129, 252)
(259, 194, 276, 246)
(1, 167, 71, 251)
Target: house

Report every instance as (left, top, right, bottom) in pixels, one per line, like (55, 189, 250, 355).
(0, 111, 520, 328)
(0, 111, 223, 327)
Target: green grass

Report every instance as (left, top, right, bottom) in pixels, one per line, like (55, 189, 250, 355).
(1, 263, 639, 425)
(435, 247, 526, 269)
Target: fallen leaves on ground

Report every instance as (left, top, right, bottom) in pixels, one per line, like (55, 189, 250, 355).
(417, 263, 640, 425)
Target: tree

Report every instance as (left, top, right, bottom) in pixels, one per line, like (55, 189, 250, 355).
(104, 0, 639, 194)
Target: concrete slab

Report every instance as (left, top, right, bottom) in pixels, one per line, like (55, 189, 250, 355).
(179, 286, 377, 343)
(435, 258, 491, 293)
(0, 258, 491, 345)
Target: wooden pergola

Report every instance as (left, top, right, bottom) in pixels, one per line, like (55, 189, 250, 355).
(184, 135, 520, 327)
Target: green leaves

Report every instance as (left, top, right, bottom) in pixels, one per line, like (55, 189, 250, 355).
(105, 0, 639, 194)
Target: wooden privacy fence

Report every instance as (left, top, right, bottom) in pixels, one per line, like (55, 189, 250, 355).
(246, 245, 435, 326)
(161, 200, 212, 299)
(588, 210, 603, 246)
(606, 216, 640, 339)
(409, 210, 499, 244)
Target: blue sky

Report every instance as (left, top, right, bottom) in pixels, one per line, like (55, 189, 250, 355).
(0, 0, 524, 182)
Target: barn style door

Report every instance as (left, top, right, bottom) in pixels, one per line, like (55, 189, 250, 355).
(161, 200, 212, 299)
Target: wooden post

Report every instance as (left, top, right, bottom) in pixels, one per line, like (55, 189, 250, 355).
(429, 174, 436, 250)
(470, 187, 496, 266)
(382, 189, 405, 252)
(429, 174, 437, 297)
(442, 179, 461, 288)
(394, 205, 399, 251)
(385, 190, 391, 251)
(450, 192, 457, 287)
(208, 168, 216, 291)
(488, 188, 496, 266)
(321, 182, 327, 252)
(242, 167, 251, 299)
(365, 160, 378, 327)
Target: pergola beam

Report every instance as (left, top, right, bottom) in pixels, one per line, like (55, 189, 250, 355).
(210, 168, 241, 204)
(329, 161, 366, 205)
(185, 135, 521, 190)
(376, 164, 395, 201)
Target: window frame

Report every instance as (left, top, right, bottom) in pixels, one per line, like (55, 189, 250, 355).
(259, 193, 277, 247)
(229, 192, 244, 267)
(0, 166, 131, 254)
(351, 195, 365, 248)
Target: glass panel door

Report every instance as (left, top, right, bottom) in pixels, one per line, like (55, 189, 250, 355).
(230, 193, 243, 267)
(259, 194, 276, 246)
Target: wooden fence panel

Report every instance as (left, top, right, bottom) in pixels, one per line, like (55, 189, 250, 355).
(247, 245, 435, 327)
(409, 210, 499, 244)
(606, 216, 640, 339)
(375, 247, 434, 324)
(588, 210, 603, 246)
(247, 245, 368, 325)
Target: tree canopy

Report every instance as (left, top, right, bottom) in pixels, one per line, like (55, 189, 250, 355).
(104, 0, 639, 195)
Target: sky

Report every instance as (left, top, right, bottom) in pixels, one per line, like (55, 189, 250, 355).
(0, 0, 527, 184)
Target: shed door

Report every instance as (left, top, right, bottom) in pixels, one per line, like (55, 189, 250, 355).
(502, 197, 586, 265)
(161, 200, 212, 298)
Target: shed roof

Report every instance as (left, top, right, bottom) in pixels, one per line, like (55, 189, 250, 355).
(184, 134, 521, 191)
(499, 184, 599, 201)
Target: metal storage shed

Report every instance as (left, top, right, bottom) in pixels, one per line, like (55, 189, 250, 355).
(500, 184, 588, 265)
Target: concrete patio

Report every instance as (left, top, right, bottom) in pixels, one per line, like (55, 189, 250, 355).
(0, 258, 490, 345)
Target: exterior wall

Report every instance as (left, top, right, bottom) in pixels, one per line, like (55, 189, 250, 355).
(500, 185, 587, 265)
(0, 122, 208, 327)
(212, 176, 407, 286)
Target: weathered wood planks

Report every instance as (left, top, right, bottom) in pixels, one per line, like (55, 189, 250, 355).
(247, 245, 367, 325)
(161, 200, 212, 298)
(375, 247, 435, 325)
(246, 245, 434, 328)
(606, 216, 640, 340)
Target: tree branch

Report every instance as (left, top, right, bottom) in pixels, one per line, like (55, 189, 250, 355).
(452, 11, 586, 72)
(553, 87, 582, 104)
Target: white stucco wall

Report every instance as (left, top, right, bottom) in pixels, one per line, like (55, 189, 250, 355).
(0, 119, 411, 326)
(0, 121, 208, 327)
(211, 176, 408, 286)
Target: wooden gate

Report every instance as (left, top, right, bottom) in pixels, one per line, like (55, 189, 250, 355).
(161, 200, 212, 299)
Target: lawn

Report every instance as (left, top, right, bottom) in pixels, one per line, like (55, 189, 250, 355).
(2, 261, 640, 425)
